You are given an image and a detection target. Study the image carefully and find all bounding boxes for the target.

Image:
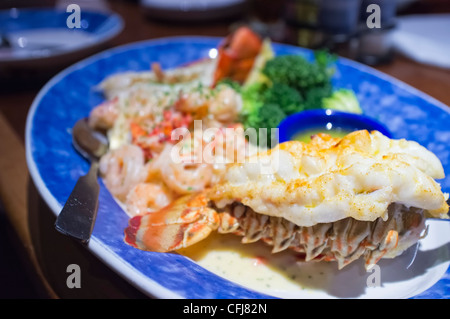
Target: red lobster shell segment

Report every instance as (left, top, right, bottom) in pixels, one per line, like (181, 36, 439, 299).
(125, 192, 220, 252)
(212, 26, 263, 86)
(124, 190, 429, 269)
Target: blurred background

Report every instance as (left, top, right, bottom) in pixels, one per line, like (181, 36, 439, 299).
(0, 0, 449, 298)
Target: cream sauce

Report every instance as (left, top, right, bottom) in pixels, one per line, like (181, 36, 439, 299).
(177, 233, 335, 298)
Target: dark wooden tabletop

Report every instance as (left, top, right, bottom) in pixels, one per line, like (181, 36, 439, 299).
(0, 0, 449, 299)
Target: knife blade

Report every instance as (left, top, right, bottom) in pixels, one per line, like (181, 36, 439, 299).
(55, 161, 100, 244)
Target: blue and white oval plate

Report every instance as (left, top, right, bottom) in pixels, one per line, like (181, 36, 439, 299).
(26, 37, 450, 299)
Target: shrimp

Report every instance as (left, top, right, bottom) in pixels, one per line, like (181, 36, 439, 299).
(99, 144, 147, 201)
(88, 97, 119, 130)
(206, 124, 253, 165)
(151, 62, 165, 82)
(125, 182, 173, 216)
(175, 84, 242, 125)
(208, 86, 242, 123)
(151, 143, 213, 195)
(162, 161, 213, 195)
(174, 88, 210, 118)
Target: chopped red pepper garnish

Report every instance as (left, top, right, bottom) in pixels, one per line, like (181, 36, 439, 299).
(130, 109, 193, 161)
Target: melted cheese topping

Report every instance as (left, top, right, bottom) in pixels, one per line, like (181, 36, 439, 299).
(210, 131, 449, 226)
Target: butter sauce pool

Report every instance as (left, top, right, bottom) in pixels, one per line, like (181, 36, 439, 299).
(293, 127, 352, 143)
(177, 233, 335, 298)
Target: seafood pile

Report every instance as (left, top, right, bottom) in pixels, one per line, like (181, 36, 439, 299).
(88, 27, 262, 213)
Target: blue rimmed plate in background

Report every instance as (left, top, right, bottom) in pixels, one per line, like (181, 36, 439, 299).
(0, 8, 123, 67)
(26, 37, 450, 299)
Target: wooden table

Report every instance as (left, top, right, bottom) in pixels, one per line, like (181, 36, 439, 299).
(0, 0, 449, 299)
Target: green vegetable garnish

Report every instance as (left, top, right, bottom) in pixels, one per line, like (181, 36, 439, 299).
(220, 47, 361, 147)
(322, 89, 362, 114)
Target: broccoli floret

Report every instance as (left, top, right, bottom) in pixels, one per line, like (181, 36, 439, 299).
(255, 103, 286, 130)
(301, 83, 333, 110)
(241, 82, 265, 104)
(322, 89, 362, 114)
(237, 50, 360, 148)
(262, 54, 333, 93)
(239, 82, 265, 120)
(262, 82, 303, 115)
(314, 49, 337, 70)
(240, 82, 300, 145)
(240, 86, 286, 148)
(245, 103, 285, 146)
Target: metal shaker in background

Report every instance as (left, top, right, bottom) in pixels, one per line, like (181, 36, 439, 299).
(282, 0, 363, 55)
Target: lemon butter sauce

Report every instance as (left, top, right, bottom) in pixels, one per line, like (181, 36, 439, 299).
(177, 233, 333, 297)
